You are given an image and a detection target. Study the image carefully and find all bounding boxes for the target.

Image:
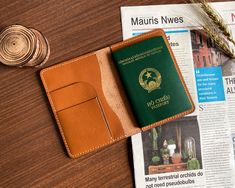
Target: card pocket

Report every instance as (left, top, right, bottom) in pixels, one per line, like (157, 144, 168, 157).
(50, 82, 113, 158)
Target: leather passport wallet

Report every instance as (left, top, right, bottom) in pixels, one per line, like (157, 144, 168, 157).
(40, 29, 195, 158)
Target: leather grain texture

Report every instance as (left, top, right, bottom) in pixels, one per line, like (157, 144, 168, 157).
(57, 97, 113, 158)
(40, 29, 194, 158)
(40, 51, 139, 158)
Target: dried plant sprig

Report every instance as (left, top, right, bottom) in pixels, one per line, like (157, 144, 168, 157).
(190, 0, 235, 45)
(186, 0, 235, 58)
(202, 26, 235, 58)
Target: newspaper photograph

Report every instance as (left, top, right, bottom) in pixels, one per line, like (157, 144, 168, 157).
(121, 1, 235, 188)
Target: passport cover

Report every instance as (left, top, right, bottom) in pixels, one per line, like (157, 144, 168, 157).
(111, 36, 193, 128)
(40, 29, 195, 158)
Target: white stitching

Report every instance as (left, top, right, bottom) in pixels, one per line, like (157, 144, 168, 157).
(40, 55, 127, 158)
(40, 29, 194, 158)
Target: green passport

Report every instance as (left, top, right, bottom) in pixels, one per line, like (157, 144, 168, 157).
(111, 32, 194, 128)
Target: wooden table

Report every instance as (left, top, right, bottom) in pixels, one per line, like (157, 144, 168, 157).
(0, 0, 226, 187)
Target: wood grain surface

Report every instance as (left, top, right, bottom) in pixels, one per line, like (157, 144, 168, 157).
(0, 0, 228, 187)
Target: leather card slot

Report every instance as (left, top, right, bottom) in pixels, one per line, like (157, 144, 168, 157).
(57, 97, 113, 157)
(49, 82, 114, 157)
(50, 82, 97, 112)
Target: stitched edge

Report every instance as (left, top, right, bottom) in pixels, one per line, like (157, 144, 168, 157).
(40, 51, 97, 90)
(40, 54, 127, 158)
(40, 29, 194, 158)
(111, 29, 164, 51)
(68, 135, 125, 158)
(94, 49, 133, 138)
(46, 83, 127, 158)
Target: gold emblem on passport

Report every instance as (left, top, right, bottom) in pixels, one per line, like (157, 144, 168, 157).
(139, 68, 161, 93)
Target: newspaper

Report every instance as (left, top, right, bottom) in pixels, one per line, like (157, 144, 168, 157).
(121, 2, 235, 188)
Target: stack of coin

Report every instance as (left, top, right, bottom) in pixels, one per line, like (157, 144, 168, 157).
(0, 25, 50, 67)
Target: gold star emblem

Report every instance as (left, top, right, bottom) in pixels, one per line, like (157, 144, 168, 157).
(145, 72, 152, 79)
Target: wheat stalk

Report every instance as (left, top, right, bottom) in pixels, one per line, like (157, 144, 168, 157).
(202, 26, 235, 58)
(190, 0, 235, 45)
(186, 0, 235, 58)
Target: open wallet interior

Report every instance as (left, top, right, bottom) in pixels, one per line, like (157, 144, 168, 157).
(40, 29, 194, 158)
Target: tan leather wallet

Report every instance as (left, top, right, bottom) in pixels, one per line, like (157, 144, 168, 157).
(40, 29, 194, 158)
